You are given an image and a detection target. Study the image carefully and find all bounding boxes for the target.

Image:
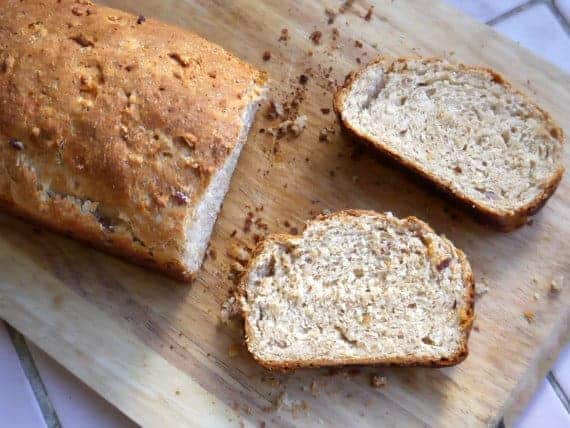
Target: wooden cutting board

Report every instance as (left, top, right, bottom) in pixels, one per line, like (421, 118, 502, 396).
(1, 0, 569, 426)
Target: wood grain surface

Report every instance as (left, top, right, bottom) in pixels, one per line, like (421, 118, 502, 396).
(1, 0, 569, 426)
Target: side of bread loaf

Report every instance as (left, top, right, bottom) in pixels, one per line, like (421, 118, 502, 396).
(0, 0, 266, 280)
(239, 210, 475, 369)
(334, 58, 565, 231)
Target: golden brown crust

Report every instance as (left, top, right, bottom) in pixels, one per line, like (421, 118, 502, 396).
(334, 57, 566, 232)
(238, 209, 475, 370)
(0, 0, 266, 280)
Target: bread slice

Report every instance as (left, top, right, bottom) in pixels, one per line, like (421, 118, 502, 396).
(334, 58, 565, 230)
(0, 0, 266, 281)
(239, 210, 474, 369)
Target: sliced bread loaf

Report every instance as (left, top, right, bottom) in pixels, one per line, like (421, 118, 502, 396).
(239, 210, 474, 369)
(334, 58, 565, 230)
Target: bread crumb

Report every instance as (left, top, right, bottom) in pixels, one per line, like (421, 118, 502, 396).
(310, 30, 323, 45)
(523, 311, 535, 323)
(332, 27, 340, 41)
(320, 108, 331, 114)
(550, 277, 563, 293)
(278, 28, 289, 42)
(220, 296, 240, 323)
(325, 8, 337, 24)
(354, 40, 363, 48)
(533, 292, 540, 300)
(371, 374, 387, 388)
(262, 50, 271, 61)
(227, 243, 250, 263)
(364, 6, 374, 21)
(271, 115, 308, 138)
(265, 100, 284, 120)
(319, 128, 332, 143)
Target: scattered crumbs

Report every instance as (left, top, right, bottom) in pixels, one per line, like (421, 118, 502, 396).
(230, 229, 237, 238)
(208, 248, 217, 260)
(265, 100, 284, 120)
(262, 50, 271, 61)
(283, 220, 291, 228)
(356, 58, 361, 64)
(228, 343, 240, 358)
(364, 6, 374, 21)
(273, 115, 308, 138)
(325, 7, 337, 24)
(255, 205, 264, 212)
(371, 374, 387, 388)
(220, 296, 240, 323)
(310, 30, 323, 45)
(136, 15, 146, 24)
(227, 243, 251, 263)
(299, 74, 309, 85)
(523, 311, 535, 323)
(532, 276, 538, 285)
(354, 40, 363, 48)
(290, 227, 299, 235)
(320, 107, 330, 114)
(278, 28, 289, 42)
(533, 292, 540, 301)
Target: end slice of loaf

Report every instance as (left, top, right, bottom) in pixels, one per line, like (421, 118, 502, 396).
(334, 58, 565, 230)
(239, 210, 475, 369)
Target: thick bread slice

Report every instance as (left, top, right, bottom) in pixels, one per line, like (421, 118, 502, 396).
(0, 0, 266, 281)
(334, 58, 565, 231)
(239, 210, 475, 369)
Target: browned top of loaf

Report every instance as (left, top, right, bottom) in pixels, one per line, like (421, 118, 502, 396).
(0, 0, 265, 276)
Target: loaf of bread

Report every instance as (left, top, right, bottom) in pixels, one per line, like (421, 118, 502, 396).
(0, 0, 266, 280)
(334, 58, 565, 230)
(239, 210, 474, 369)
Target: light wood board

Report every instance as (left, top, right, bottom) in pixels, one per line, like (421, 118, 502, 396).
(1, 0, 569, 426)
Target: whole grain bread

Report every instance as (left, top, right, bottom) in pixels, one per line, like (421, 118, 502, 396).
(334, 58, 565, 231)
(0, 0, 266, 281)
(239, 210, 475, 370)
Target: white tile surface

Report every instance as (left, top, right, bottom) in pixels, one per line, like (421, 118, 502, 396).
(515, 376, 570, 428)
(0, 323, 47, 428)
(445, 0, 526, 22)
(493, 3, 570, 73)
(27, 342, 136, 428)
(553, 344, 570, 396)
(555, 0, 570, 22)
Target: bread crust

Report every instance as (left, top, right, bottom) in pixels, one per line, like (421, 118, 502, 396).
(334, 57, 565, 231)
(0, 0, 266, 280)
(238, 209, 475, 370)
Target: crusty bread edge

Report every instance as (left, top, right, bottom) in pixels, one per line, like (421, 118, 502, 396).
(0, 79, 267, 283)
(333, 57, 566, 231)
(238, 209, 475, 370)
